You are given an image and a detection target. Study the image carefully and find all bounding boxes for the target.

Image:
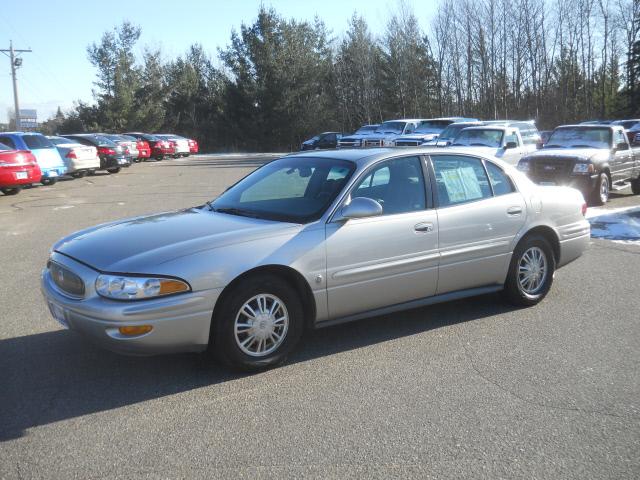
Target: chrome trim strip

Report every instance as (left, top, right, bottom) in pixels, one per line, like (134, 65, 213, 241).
(332, 251, 440, 280)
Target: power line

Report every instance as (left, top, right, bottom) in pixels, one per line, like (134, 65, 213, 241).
(0, 41, 32, 128)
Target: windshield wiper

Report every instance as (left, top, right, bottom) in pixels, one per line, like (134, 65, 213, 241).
(544, 144, 565, 148)
(205, 200, 215, 211)
(213, 207, 262, 219)
(570, 144, 596, 148)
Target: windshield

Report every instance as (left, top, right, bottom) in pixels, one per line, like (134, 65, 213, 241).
(210, 157, 355, 223)
(414, 120, 452, 133)
(23, 135, 54, 149)
(438, 124, 471, 141)
(354, 126, 377, 135)
(545, 127, 612, 149)
(375, 121, 406, 134)
(452, 129, 503, 148)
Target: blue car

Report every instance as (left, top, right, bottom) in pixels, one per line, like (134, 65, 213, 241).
(0, 132, 67, 185)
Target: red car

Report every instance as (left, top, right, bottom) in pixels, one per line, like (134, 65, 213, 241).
(0, 143, 42, 195)
(124, 132, 175, 161)
(188, 138, 199, 154)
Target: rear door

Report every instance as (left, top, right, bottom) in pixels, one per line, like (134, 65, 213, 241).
(325, 155, 439, 318)
(430, 154, 526, 294)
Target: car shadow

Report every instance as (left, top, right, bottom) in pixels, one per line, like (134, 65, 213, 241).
(0, 293, 516, 442)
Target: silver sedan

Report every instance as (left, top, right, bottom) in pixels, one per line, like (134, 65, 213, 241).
(41, 148, 590, 370)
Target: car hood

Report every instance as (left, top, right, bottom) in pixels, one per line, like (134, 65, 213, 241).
(395, 132, 440, 141)
(367, 133, 403, 141)
(524, 148, 609, 162)
(53, 208, 300, 273)
(340, 133, 371, 141)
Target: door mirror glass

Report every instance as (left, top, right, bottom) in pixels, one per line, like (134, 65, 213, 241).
(615, 142, 629, 151)
(505, 141, 518, 149)
(341, 197, 383, 219)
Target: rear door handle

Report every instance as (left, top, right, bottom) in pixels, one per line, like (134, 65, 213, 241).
(414, 222, 434, 233)
(507, 206, 523, 216)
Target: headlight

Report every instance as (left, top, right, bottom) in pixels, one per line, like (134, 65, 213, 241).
(95, 274, 190, 300)
(572, 163, 594, 174)
(517, 160, 530, 172)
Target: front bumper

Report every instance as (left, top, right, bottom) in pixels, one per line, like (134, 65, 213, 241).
(41, 252, 221, 355)
(528, 174, 598, 197)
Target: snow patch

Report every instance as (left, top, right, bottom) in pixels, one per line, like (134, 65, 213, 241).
(587, 205, 640, 245)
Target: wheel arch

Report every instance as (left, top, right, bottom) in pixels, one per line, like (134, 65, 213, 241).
(517, 225, 560, 264)
(211, 264, 317, 332)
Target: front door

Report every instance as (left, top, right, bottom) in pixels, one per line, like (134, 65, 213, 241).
(325, 155, 439, 319)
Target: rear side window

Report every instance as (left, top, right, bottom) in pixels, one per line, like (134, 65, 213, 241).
(0, 136, 16, 149)
(23, 135, 54, 149)
(485, 162, 515, 196)
(432, 155, 492, 207)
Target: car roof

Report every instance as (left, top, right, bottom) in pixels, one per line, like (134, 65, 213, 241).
(286, 146, 504, 168)
(1, 131, 44, 136)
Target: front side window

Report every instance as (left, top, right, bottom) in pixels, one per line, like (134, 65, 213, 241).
(352, 156, 426, 215)
(432, 155, 492, 207)
(504, 131, 519, 146)
(614, 129, 626, 146)
(211, 157, 355, 223)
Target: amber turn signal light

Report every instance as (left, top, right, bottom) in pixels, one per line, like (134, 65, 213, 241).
(118, 325, 153, 336)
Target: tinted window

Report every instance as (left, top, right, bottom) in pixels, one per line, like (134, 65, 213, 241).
(432, 155, 492, 206)
(23, 135, 54, 149)
(0, 137, 16, 149)
(352, 156, 426, 215)
(453, 129, 504, 148)
(485, 162, 515, 196)
(212, 157, 355, 223)
(0, 142, 11, 151)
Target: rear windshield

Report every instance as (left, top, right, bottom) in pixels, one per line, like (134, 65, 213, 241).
(142, 134, 159, 141)
(0, 142, 11, 151)
(91, 135, 118, 146)
(48, 137, 75, 146)
(23, 135, 54, 149)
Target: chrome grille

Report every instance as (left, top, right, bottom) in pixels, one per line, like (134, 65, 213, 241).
(364, 139, 383, 147)
(532, 157, 573, 176)
(49, 262, 85, 297)
(395, 140, 421, 147)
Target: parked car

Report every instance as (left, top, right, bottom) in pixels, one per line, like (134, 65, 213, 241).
(156, 134, 190, 157)
(41, 147, 589, 370)
(188, 138, 199, 154)
(0, 142, 41, 195)
(61, 134, 130, 173)
(0, 132, 67, 185)
(124, 132, 175, 160)
(449, 124, 539, 165)
(337, 124, 379, 148)
(363, 119, 425, 147)
(610, 119, 640, 143)
(300, 132, 343, 150)
(121, 134, 151, 161)
(518, 124, 640, 205)
(394, 118, 478, 146)
(101, 134, 138, 164)
(47, 136, 100, 178)
(423, 121, 484, 146)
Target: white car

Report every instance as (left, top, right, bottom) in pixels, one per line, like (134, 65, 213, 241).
(47, 136, 100, 177)
(449, 124, 539, 165)
(156, 134, 190, 157)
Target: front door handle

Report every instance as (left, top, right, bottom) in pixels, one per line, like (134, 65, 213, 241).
(507, 206, 523, 216)
(414, 222, 434, 233)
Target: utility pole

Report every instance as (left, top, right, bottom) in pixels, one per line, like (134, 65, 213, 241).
(0, 41, 32, 129)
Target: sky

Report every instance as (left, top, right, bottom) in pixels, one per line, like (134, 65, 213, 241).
(0, 0, 438, 124)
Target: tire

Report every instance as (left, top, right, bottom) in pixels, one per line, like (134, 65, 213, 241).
(1, 187, 21, 195)
(503, 234, 556, 307)
(88, 170, 96, 176)
(72, 170, 88, 178)
(155, 156, 163, 161)
(106, 167, 121, 174)
(41, 177, 57, 186)
(631, 177, 640, 195)
(210, 274, 305, 371)
(590, 172, 609, 206)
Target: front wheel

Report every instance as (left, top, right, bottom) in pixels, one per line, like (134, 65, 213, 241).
(503, 235, 556, 307)
(41, 177, 57, 186)
(631, 177, 640, 195)
(211, 274, 304, 371)
(591, 173, 609, 206)
(1, 187, 21, 195)
(106, 167, 121, 174)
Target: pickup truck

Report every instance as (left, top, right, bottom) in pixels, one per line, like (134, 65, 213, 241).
(517, 124, 640, 205)
(448, 124, 539, 165)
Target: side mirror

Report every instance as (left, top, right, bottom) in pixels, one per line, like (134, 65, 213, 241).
(505, 141, 518, 149)
(615, 142, 629, 151)
(339, 197, 383, 220)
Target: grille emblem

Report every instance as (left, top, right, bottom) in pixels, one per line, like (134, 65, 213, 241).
(543, 165, 555, 171)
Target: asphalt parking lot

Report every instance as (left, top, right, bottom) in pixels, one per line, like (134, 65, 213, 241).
(1, 154, 639, 479)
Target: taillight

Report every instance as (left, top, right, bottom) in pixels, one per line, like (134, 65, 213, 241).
(581, 202, 587, 216)
(98, 147, 116, 155)
(66, 151, 77, 159)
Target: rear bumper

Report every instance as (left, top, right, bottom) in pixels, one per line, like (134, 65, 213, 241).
(557, 221, 591, 268)
(65, 157, 101, 172)
(41, 166, 68, 178)
(0, 165, 42, 186)
(40, 253, 221, 355)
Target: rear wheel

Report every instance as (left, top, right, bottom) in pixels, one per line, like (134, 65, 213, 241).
(211, 274, 304, 371)
(41, 177, 57, 186)
(503, 234, 555, 306)
(155, 156, 163, 161)
(106, 167, 121, 174)
(72, 170, 88, 178)
(1, 187, 21, 195)
(590, 172, 609, 205)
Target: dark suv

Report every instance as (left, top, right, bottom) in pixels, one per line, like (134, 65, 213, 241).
(300, 132, 343, 151)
